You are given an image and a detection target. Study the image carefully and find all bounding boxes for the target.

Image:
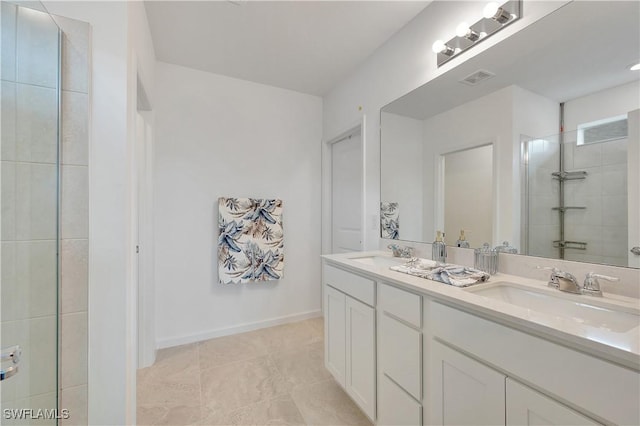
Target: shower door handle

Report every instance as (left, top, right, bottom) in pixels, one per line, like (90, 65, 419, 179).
(1, 345, 21, 381)
(631, 247, 640, 256)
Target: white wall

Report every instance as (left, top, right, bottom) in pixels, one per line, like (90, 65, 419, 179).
(41, 2, 156, 424)
(380, 112, 423, 241)
(153, 61, 323, 348)
(563, 80, 640, 132)
(323, 0, 569, 251)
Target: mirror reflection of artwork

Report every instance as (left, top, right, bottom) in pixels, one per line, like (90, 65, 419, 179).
(381, 202, 400, 239)
(218, 197, 284, 284)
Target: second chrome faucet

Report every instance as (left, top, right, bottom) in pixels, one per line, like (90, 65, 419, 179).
(538, 267, 619, 297)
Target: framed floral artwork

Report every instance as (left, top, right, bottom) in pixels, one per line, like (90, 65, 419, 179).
(380, 202, 399, 239)
(218, 197, 284, 284)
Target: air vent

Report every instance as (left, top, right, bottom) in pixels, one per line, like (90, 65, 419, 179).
(459, 69, 496, 86)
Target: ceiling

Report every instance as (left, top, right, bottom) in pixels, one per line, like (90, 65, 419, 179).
(145, 1, 430, 96)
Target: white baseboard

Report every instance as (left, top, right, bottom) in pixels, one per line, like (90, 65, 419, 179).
(156, 309, 323, 349)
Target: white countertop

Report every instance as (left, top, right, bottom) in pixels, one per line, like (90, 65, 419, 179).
(322, 251, 640, 371)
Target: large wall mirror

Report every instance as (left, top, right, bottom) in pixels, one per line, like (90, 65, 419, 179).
(380, 1, 640, 268)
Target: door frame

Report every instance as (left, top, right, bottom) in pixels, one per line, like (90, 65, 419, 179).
(321, 116, 367, 255)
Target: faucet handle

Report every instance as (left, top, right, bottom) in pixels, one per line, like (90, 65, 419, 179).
(583, 273, 619, 296)
(536, 266, 561, 288)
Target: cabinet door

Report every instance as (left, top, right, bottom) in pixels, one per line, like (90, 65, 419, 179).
(507, 379, 602, 425)
(345, 296, 376, 421)
(325, 285, 346, 386)
(430, 340, 505, 426)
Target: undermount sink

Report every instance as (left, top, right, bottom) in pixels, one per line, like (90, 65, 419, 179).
(351, 255, 408, 268)
(467, 282, 640, 333)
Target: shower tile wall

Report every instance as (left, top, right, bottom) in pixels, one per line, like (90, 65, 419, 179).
(563, 136, 628, 266)
(526, 134, 628, 267)
(1, 3, 60, 420)
(526, 138, 560, 259)
(55, 13, 90, 426)
(1, 4, 90, 425)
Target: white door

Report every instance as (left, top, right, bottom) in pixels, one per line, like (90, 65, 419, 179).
(378, 374, 422, 426)
(506, 378, 601, 425)
(135, 113, 156, 368)
(331, 132, 363, 253)
(324, 285, 346, 386)
(627, 109, 639, 267)
(345, 296, 376, 421)
(430, 340, 506, 426)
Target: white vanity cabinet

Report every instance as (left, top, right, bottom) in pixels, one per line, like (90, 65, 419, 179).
(378, 282, 423, 425)
(429, 301, 636, 425)
(323, 265, 376, 421)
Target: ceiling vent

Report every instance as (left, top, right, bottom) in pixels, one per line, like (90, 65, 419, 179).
(460, 69, 496, 86)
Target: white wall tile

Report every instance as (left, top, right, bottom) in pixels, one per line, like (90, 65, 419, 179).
(16, 6, 58, 88)
(15, 163, 57, 240)
(602, 195, 627, 227)
(572, 143, 603, 169)
(16, 240, 57, 319)
(61, 90, 88, 166)
(60, 384, 88, 426)
(1, 2, 17, 82)
(60, 165, 88, 239)
(55, 16, 90, 94)
(16, 83, 58, 164)
(1, 81, 17, 161)
(29, 316, 58, 396)
(601, 138, 628, 166)
(0, 319, 28, 402)
(601, 165, 627, 197)
(60, 239, 88, 314)
(2, 161, 16, 241)
(60, 311, 88, 389)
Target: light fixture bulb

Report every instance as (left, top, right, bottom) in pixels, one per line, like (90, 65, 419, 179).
(631, 63, 640, 71)
(456, 22, 470, 38)
(483, 2, 500, 19)
(432, 40, 446, 54)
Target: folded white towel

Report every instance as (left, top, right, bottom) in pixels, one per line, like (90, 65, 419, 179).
(390, 260, 489, 287)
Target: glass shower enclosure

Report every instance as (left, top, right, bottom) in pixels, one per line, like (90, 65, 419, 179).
(1, 1, 61, 424)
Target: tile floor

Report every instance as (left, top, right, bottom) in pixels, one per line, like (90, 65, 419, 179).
(137, 317, 373, 425)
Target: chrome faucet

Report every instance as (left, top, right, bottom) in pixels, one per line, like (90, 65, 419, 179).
(388, 244, 414, 258)
(582, 272, 619, 297)
(538, 267, 581, 294)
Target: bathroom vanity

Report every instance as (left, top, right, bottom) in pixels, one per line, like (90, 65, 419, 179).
(322, 252, 640, 425)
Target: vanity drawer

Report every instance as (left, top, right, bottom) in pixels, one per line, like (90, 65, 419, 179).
(379, 282, 421, 328)
(380, 312, 422, 400)
(323, 265, 375, 306)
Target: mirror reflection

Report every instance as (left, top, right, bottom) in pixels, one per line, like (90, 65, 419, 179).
(380, 1, 640, 268)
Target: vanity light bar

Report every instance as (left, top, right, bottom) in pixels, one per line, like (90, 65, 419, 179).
(432, 0, 522, 68)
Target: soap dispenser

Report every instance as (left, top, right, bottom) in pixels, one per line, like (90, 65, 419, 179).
(456, 230, 470, 248)
(432, 231, 447, 263)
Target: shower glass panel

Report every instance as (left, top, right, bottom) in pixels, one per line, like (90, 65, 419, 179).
(523, 128, 629, 267)
(1, 1, 61, 423)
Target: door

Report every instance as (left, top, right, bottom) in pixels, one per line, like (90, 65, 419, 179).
(345, 296, 375, 420)
(506, 378, 602, 425)
(628, 109, 639, 267)
(1, 2, 60, 415)
(331, 131, 363, 253)
(324, 285, 346, 386)
(135, 112, 156, 368)
(430, 340, 506, 425)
